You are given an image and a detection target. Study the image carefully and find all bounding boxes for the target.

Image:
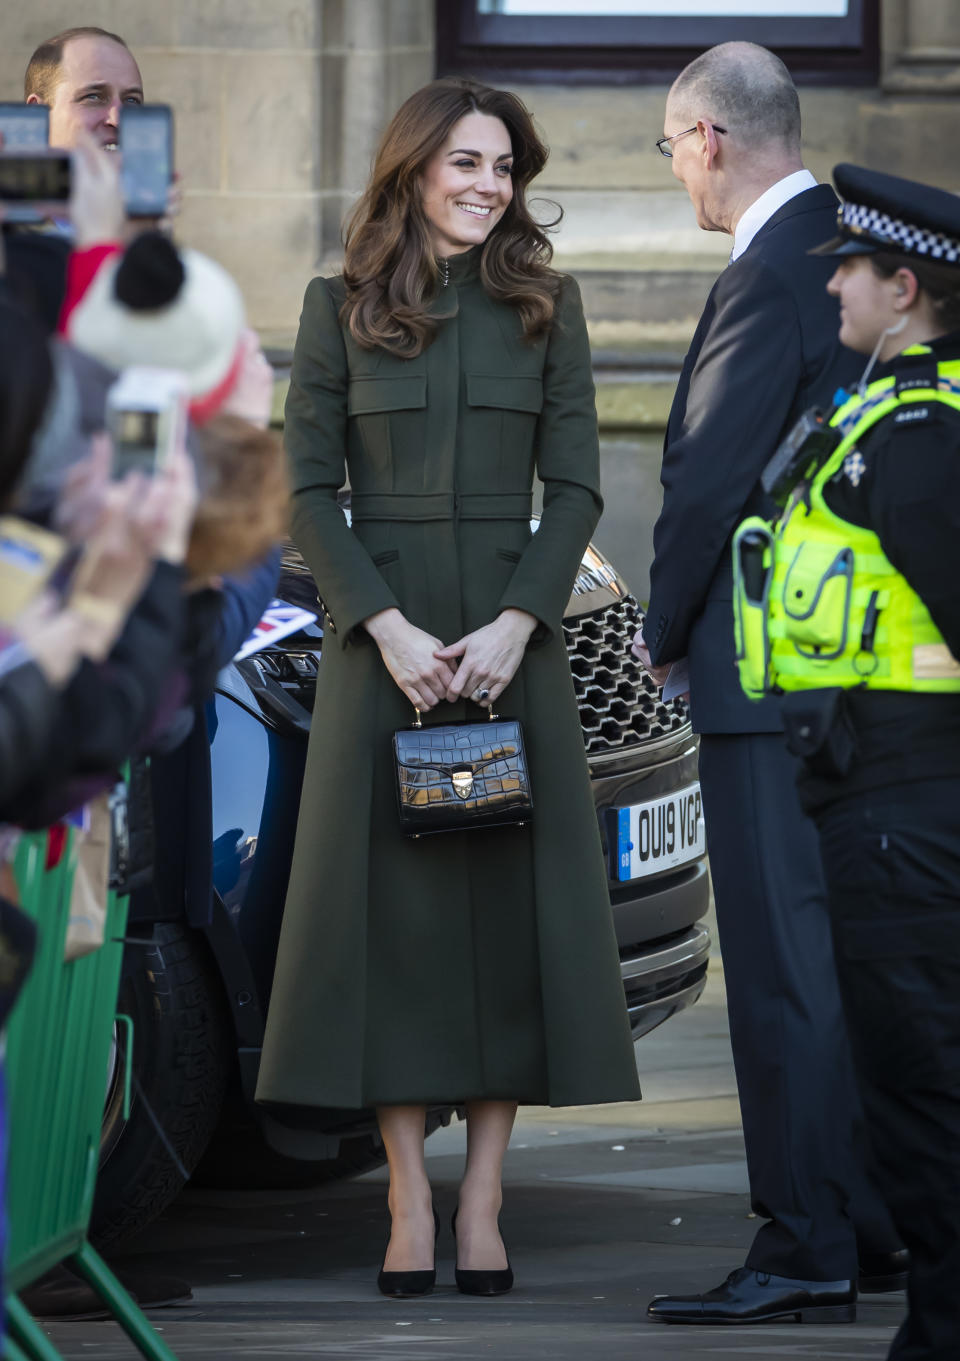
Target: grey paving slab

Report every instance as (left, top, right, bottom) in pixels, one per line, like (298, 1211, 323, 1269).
(547, 1160, 751, 1194)
(37, 963, 907, 1360)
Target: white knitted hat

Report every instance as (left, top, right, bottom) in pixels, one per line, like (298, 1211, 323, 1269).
(68, 234, 246, 401)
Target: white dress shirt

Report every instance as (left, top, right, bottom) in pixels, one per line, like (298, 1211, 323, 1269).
(729, 168, 818, 263)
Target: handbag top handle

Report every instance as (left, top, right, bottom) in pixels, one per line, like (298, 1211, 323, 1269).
(412, 705, 498, 729)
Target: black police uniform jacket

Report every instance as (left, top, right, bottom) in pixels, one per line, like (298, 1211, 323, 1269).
(795, 331, 960, 813)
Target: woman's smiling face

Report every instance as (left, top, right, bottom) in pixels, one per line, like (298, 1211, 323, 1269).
(420, 111, 514, 257)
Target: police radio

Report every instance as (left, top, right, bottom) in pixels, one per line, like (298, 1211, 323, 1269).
(761, 406, 843, 507)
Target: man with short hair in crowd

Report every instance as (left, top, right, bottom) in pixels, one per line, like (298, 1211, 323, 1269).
(3, 27, 144, 330)
(25, 26, 144, 152)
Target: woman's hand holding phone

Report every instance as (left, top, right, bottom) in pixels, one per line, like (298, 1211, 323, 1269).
(364, 608, 456, 711)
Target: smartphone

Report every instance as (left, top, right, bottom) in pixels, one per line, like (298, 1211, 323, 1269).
(0, 104, 55, 225)
(106, 367, 189, 478)
(0, 152, 71, 204)
(0, 103, 49, 150)
(0, 516, 70, 627)
(119, 104, 173, 218)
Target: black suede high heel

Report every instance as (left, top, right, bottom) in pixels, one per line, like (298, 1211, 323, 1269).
(452, 1207, 514, 1296)
(377, 1206, 440, 1298)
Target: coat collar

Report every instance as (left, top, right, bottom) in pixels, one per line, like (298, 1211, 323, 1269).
(747, 182, 840, 255)
(437, 244, 482, 285)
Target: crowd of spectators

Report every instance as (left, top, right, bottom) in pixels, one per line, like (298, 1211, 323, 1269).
(0, 24, 289, 1320)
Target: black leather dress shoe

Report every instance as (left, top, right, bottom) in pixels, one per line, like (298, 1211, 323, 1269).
(647, 1267, 856, 1325)
(858, 1248, 909, 1293)
(21, 1263, 192, 1321)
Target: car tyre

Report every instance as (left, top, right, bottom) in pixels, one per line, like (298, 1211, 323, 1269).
(191, 1106, 457, 1190)
(90, 922, 231, 1250)
(192, 1121, 387, 1190)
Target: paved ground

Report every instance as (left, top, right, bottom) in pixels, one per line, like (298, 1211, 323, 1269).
(43, 959, 905, 1360)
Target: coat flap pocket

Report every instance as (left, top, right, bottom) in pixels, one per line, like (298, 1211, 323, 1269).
(466, 374, 544, 414)
(348, 375, 427, 415)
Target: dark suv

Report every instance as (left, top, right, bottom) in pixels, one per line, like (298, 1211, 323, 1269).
(91, 534, 709, 1246)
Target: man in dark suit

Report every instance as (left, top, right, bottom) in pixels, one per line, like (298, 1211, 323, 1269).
(636, 42, 905, 1326)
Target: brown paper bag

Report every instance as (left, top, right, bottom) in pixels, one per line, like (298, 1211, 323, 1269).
(64, 795, 111, 961)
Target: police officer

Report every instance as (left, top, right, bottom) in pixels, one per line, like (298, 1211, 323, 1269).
(732, 163, 960, 1359)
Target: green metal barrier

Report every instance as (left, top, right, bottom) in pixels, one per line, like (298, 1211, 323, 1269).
(4, 827, 180, 1361)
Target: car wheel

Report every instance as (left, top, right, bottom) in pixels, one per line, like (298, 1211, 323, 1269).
(192, 1123, 387, 1190)
(192, 1107, 453, 1191)
(90, 921, 231, 1250)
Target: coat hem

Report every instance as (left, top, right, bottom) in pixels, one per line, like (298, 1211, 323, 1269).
(256, 1086, 642, 1115)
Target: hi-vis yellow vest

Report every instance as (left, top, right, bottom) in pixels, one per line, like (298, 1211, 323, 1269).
(733, 349, 960, 700)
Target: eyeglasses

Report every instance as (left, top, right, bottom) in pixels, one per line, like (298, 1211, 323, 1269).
(656, 124, 726, 158)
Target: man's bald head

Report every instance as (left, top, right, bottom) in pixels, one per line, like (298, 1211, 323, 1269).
(668, 41, 801, 158)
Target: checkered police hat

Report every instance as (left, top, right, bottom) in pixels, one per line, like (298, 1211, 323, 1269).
(811, 164, 960, 266)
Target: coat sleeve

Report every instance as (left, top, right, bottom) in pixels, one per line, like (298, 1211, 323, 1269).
(0, 660, 62, 817)
(213, 545, 283, 669)
(46, 560, 186, 774)
(284, 277, 400, 647)
(498, 275, 602, 644)
(644, 262, 803, 666)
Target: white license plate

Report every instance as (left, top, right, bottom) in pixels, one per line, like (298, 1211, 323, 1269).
(614, 783, 705, 882)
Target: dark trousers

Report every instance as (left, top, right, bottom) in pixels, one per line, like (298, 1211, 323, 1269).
(815, 778, 960, 1360)
(698, 732, 898, 1280)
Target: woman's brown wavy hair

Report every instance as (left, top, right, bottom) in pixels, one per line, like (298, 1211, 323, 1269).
(341, 77, 561, 356)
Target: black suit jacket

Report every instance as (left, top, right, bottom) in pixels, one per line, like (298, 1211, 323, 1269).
(644, 184, 864, 734)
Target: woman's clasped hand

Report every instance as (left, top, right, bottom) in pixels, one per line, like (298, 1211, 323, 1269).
(364, 606, 537, 710)
(435, 608, 537, 707)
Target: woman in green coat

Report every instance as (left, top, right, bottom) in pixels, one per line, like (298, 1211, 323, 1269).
(257, 77, 639, 1297)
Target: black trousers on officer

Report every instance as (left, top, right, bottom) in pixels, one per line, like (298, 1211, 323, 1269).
(698, 733, 898, 1280)
(814, 776, 960, 1360)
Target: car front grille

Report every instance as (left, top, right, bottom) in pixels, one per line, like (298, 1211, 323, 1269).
(562, 594, 690, 757)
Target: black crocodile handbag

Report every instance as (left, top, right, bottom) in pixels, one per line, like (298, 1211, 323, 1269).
(393, 708, 533, 837)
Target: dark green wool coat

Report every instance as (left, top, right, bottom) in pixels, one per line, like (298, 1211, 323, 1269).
(256, 247, 640, 1110)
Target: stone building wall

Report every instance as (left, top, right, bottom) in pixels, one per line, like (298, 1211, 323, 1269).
(522, 0, 960, 354)
(0, 0, 433, 343)
(2, 2, 958, 595)
(2, 1, 958, 352)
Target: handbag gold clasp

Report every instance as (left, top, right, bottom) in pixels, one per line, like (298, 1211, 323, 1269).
(452, 770, 474, 799)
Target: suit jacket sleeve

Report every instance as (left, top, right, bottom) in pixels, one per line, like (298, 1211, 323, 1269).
(645, 261, 805, 666)
(284, 277, 400, 647)
(498, 276, 603, 644)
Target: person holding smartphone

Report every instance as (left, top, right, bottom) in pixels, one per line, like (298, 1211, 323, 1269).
(0, 293, 198, 814)
(3, 25, 173, 332)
